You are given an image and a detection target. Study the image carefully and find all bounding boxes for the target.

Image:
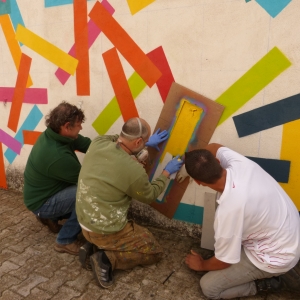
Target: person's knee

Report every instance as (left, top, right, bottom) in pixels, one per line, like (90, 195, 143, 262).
(200, 274, 220, 299)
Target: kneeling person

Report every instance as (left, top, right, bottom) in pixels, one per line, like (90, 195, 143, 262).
(76, 117, 182, 288)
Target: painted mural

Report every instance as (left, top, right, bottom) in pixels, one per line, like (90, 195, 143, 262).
(0, 0, 299, 225)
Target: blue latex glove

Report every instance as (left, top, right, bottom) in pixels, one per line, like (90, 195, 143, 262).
(164, 155, 184, 175)
(145, 129, 169, 151)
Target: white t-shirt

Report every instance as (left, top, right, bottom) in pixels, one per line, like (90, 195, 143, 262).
(214, 147, 300, 273)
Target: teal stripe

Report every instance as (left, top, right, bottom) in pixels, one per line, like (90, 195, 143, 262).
(173, 203, 203, 225)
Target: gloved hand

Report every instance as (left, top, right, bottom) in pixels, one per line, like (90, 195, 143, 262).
(145, 129, 169, 151)
(176, 164, 190, 183)
(164, 155, 184, 175)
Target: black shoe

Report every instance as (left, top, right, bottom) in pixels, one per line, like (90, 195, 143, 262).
(255, 276, 282, 293)
(90, 251, 114, 288)
(79, 242, 94, 270)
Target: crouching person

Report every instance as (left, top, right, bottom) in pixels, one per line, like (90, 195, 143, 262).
(76, 117, 183, 288)
(23, 101, 91, 255)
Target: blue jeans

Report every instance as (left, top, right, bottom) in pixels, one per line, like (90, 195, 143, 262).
(33, 185, 81, 245)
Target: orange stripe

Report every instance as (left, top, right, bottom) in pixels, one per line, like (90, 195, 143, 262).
(0, 14, 33, 87)
(0, 143, 7, 189)
(89, 1, 161, 87)
(8, 53, 32, 132)
(103, 48, 139, 121)
(74, 0, 90, 95)
(23, 130, 42, 145)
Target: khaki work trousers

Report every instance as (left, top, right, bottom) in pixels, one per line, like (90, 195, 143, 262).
(82, 221, 163, 270)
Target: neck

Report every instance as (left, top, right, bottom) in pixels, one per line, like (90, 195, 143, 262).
(117, 141, 133, 155)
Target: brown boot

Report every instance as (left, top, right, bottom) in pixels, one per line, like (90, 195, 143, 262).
(36, 216, 62, 233)
(54, 240, 84, 255)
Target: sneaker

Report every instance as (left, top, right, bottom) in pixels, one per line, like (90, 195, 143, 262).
(36, 216, 62, 233)
(54, 240, 84, 255)
(79, 242, 94, 270)
(90, 251, 114, 288)
(255, 276, 282, 293)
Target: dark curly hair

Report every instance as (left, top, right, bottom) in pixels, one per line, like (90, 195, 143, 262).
(185, 149, 223, 184)
(45, 101, 85, 133)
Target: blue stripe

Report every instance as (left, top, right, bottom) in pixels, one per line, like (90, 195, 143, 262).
(45, 0, 92, 7)
(5, 105, 43, 164)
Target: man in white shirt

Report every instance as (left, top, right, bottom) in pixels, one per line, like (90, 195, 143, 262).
(184, 143, 300, 299)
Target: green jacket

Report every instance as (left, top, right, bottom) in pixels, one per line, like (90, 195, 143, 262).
(23, 128, 91, 211)
(76, 135, 168, 234)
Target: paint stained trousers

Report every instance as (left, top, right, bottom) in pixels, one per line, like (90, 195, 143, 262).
(82, 221, 163, 270)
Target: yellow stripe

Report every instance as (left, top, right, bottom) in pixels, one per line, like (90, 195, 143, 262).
(161, 99, 203, 162)
(0, 15, 33, 87)
(16, 24, 78, 75)
(280, 119, 300, 210)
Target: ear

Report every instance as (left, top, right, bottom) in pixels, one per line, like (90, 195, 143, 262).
(216, 158, 221, 164)
(134, 137, 143, 147)
(59, 122, 70, 135)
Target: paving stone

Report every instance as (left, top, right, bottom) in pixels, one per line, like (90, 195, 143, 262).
(0, 249, 19, 266)
(65, 270, 94, 292)
(73, 282, 105, 300)
(0, 289, 24, 300)
(9, 247, 43, 267)
(0, 261, 20, 274)
(10, 273, 48, 297)
(9, 258, 44, 281)
(37, 270, 74, 295)
(24, 287, 53, 300)
(50, 286, 81, 300)
(0, 274, 22, 296)
(1, 189, 299, 300)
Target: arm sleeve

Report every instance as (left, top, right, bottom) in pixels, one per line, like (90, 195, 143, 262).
(125, 173, 168, 204)
(47, 155, 82, 184)
(73, 134, 91, 153)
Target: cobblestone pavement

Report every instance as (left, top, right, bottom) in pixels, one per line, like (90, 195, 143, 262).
(0, 189, 299, 300)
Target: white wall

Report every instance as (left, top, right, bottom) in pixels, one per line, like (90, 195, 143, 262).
(1, 0, 299, 223)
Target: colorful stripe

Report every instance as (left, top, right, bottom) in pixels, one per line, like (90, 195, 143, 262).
(0, 14, 32, 87)
(5, 105, 43, 164)
(126, 0, 155, 15)
(23, 130, 42, 145)
(8, 53, 32, 132)
(0, 129, 22, 154)
(0, 143, 7, 189)
(73, 0, 89, 95)
(280, 119, 300, 210)
(16, 24, 78, 75)
(89, 1, 161, 87)
(0, 87, 48, 104)
(103, 48, 139, 121)
(55, 0, 114, 85)
(147, 46, 175, 103)
(216, 47, 291, 125)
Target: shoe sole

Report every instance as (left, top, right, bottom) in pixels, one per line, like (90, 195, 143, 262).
(90, 253, 113, 289)
(54, 245, 79, 256)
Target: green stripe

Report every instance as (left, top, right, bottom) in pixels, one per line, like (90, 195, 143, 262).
(216, 47, 291, 125)
(92, 72, 147, 135)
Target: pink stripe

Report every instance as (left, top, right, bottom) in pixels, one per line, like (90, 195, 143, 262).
(0, 87, 48, 104)
(0, 129, 22, 154)
(55, 0, 115, 85)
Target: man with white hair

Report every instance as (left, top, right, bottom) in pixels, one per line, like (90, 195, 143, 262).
(76, 117, 183, 288)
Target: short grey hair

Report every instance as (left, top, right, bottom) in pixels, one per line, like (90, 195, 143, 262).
(120, 118, 149, 141)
